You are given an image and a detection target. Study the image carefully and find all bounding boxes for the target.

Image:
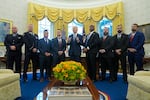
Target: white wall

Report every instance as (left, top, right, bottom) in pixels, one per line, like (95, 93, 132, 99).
(0, 0, 28, 56)
(123, 0, 150, 33)
(0, 0, 28, 34)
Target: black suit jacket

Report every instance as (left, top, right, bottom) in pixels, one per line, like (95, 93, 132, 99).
(4, 34, 23, 55)
(52, 37, 66, 55)
(99, 36, 114, 58)
(84, 32, 100, 54)
(23, 32, 38, 54)
(113, 33, 129, 55)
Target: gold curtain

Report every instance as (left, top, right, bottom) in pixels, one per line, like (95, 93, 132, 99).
(76, 9, 89, 23)
(62, 9, 74, 23)
(28, 2, 124, 36)
(46, 7, 59, 22)
(54, 19, 68, 37)
(112, 2, 124, 35)
(91, 7, 103, 22)
(83, 19, 97, 34)
(105, 3, 117, 20)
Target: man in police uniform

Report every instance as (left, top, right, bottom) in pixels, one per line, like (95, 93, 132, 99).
(4, 26, 23, 77)
(23, 24, 39, 82)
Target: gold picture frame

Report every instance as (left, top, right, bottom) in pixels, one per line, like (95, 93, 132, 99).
(0, 19, 13, 45)
(138, 23, 150, 43)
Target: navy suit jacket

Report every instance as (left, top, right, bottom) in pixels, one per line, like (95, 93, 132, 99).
(67, 34, 83, 56)
(38, 38, 53, 56)
(128, 31, 145, 56)
(52, 37, 66, 55)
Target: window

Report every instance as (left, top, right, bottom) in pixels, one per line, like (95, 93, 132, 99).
(68, 19, 83, 37)
(38, 17, 54, 39)
(98, 17, 112, 37)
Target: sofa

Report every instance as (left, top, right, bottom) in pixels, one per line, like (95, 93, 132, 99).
(126, 71, 150, 100)
(0, 69, 21, 100)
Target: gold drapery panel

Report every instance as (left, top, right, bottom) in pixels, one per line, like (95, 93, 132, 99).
(46, 7, 59, 22)
(105, 3, 117, 20)
(54, 19, 68, 37)
(28, 2, 124, 35)
(61, 9, 74, 23)
(76, 9, 89, 23)
(91, 7, 103, 22)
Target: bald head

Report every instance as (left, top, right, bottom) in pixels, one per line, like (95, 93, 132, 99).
(89, 25, 95, 32)
(72, 26, 78, 34)
(28, 24, 33, 32)
(12, 26, 18, 34)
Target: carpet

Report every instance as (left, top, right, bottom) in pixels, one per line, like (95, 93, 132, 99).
(19, 73, 127, 100)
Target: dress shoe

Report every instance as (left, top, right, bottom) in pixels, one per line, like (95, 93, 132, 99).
(33, 77, 38, 80)
(23, 78, 28, 82)
(100, 78, 105, 81)
(46, 77, 51, 81)
(109, 79, 113, 83)
(40, 78, 44, 82)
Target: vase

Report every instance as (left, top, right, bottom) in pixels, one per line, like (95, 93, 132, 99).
(63, 80, 77, 85)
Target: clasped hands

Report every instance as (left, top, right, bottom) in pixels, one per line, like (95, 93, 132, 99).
(99, 49, 106, 53)
(128, 48, 136, 53)
(67, 37, 80, 43)
(45, 52, 51, 56)
(10, 45, 16, 50)
(115, 49, 121, 55)
(58, 51, 63, 56)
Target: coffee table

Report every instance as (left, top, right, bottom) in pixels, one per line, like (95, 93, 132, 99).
(35, 77, 109, 100)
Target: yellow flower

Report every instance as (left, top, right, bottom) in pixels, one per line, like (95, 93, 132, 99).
(53, 61, 86, 81)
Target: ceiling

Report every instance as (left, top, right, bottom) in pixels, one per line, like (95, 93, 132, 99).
(29, 0, 122, 8)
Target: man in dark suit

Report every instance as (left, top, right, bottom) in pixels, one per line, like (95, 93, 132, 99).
(23, 24, 39, 82)
(38, 30, 53, 82)
(83, 25, 99, 81)
(128, 23, 145, 75)
(67, 26, 83, 62)
(113, 25, 129, 82)
(4, 26, 23, 76)
(98, 27, 114, 82)
(52, 29, 66, 67)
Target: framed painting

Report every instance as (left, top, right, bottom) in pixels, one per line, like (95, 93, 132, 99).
(0, 19, 12, 45)
(138, 23, 150, 43)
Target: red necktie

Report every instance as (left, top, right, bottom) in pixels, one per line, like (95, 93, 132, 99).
(130, 35, 134, 42)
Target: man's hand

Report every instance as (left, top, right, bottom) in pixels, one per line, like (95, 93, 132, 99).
(115, 49, 121, 55)
(10, 46, 16, 50)
(58, 51, 63, 56)
(83, 48, 88, 53)
(67, 37, 71, 43)
(128, 48, 136, 53)
(32, 48, 37, 53)
(99, 49, 106, 53)
(45, 52, 51, 56)
(76, 37, 80, 43)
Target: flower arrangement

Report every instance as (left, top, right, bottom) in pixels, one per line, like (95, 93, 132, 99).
(53, 61, 87, 82)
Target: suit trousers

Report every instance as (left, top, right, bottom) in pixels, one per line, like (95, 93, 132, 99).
(39, 55, 52, 78)
(52, 54, 65, 67)
(7, 53, 22, 75)
(100, 56, 114, 80)
(128, 52, 144, 75)
(114, 54, 127, 81)
(23, 52, 38, 79)
(86, 53, 97, 80)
